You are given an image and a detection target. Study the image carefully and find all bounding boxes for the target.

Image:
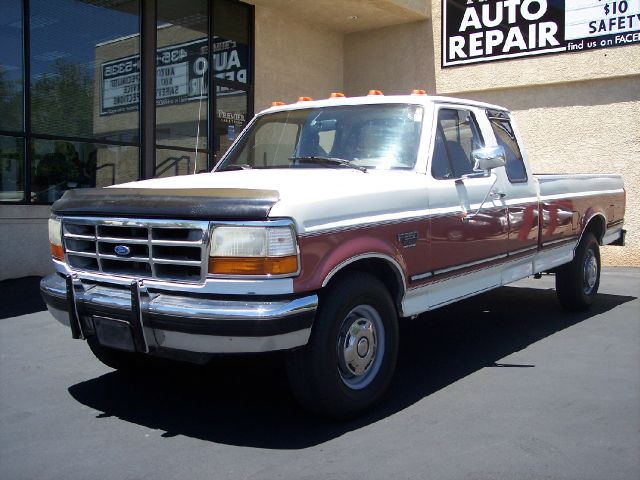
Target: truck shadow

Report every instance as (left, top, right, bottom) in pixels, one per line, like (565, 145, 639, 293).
(68, 284, 635, 449)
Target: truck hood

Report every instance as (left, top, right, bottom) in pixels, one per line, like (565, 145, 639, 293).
(115, 169, 430, 234)
(54, 169, 429, 234)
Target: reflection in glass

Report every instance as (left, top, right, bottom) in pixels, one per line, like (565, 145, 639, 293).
(30, 0, 140, 141)
(156, 0, 208, 150)
(31, 139, 139, 202)
(0, 136, 24, 202)
(215, 88, 247, 159)
(213, 0, 249, 85)
(0, 0, 24, 132)
(155, 148, 206, 178)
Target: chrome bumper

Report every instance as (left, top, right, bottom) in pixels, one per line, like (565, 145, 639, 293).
(40, 273, 317, 354)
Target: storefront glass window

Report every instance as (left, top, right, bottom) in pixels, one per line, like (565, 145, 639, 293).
(30, 0, 140, 142)
(156, 0, 208, 151)
(0, 135, 24, 201)
(0, 0, 23, 133)
(215, 88, 247, 160)
(213, 0, 250, 87)
(30, 139, 139, 202)
(155, 148, 207, 177)
(2, 0, 253, 203)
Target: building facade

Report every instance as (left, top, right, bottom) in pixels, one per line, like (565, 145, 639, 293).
(1, 0, 638, 280)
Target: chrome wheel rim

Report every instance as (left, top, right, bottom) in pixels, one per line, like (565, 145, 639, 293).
(337, 305, 385, 390)
(583, 249, 598, 295)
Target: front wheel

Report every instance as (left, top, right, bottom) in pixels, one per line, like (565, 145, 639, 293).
(286, 272, 399, 419)
(555, 232, 601, 312)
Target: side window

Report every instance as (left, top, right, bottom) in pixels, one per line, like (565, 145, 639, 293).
(431, 108, 483, 179)
(487, 109, 527, 183)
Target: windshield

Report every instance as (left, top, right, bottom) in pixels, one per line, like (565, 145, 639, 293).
(216, 104, 424, 171)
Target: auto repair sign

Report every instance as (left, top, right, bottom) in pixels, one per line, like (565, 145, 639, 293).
(442, 0, 640, 67)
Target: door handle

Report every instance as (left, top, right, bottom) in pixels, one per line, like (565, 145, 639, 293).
(490, 189, 506, 200)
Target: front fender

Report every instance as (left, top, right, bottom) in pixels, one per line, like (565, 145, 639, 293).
(293, 229, 409, 293)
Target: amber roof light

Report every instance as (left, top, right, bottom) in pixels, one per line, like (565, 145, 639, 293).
(298, 96, 313, 102)
(411, 89, 427, 95)
(367, 90, 383, 96)
(330, 92, 345, 98)
(272, 101, 285, 106)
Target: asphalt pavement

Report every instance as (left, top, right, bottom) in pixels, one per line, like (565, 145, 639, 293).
(1, 268, 639, 480)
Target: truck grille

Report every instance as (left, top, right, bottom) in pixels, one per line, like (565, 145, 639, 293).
(62, 218, 210, 283)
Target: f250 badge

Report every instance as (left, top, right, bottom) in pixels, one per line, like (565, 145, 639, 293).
(114, 245, 131, 256)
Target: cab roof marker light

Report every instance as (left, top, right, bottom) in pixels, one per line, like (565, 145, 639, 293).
(411, 89, 427, 95)
(329, 92, 345, 98)
(272, 101, 285, 106)
(367, 90, 383, 96)
(298, 96, 313, 102)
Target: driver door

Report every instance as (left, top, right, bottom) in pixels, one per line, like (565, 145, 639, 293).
(426, 106, 509, 307)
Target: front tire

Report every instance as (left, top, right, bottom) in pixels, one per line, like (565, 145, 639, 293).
(556, 232, 601, 312)
(286, 273, 399, 419)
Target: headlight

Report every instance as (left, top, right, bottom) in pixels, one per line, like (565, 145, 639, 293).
(48, 216, 64, 261)
(208, 225, 298, 276)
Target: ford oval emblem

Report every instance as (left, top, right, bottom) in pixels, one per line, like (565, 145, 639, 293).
(114, 245, 131, 256)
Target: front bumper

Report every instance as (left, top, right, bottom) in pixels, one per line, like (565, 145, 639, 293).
(40, 273, 317, 354)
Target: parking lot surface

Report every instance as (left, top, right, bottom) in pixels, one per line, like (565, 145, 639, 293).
(1, 268, 639, 480)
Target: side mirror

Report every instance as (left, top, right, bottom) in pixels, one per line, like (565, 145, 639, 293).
(471, 146, 506, 173)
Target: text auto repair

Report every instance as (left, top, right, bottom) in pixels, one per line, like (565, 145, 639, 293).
(443, 0, 640, 66)
(448, 0, 561, 60)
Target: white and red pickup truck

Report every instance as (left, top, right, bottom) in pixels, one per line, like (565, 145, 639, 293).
(41, 93, 626, 418)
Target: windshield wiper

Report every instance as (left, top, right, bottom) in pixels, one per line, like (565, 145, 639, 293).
(219, 164, 253, 171)
(289, 156, 367, 173)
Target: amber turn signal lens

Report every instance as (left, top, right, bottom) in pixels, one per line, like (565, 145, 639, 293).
(208, 256, 298, 276)
(50, 243, 64, 261)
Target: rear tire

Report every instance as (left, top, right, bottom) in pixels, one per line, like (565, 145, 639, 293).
(556, 232, 600, 312)
(286, 272, 399, 419)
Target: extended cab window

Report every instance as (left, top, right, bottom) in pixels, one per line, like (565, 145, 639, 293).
(431, 108, 483, 179)
(487, 109, 527, 183)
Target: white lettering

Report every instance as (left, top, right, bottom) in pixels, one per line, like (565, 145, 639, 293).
(460, 7, 482, 31)
(521, 0, 546, 21)
(503, 0, 522, 24)
(482, 2, 503, 28)
(502, 27, 527, 52)
(486, 30, 504, 54)
(538, 21, 559, 47)
(449, 36, 467, 59)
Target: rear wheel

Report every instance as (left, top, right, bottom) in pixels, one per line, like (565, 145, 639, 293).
(286, 272, 399, 419)
(556, 232, 601, 312)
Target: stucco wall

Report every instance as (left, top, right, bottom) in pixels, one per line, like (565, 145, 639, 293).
(0, 205, 52, 281)
(253, 5, 344, 111)
(344, 20, 436, 96)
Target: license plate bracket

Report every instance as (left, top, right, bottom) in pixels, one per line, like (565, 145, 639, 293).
(93, 316, 136, 352)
